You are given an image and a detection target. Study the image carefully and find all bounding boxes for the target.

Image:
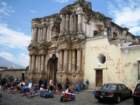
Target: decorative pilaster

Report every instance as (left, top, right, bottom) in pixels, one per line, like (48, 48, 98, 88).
(38, 56, 41, 73)
(40, 55, 45, 72)
(47, 27, 50, 41)
(31, 55, 35, 73)
(65, 15, 69, 33)
(78, 14, 82, 33)
(44, 55, 48, 76)
(37, 28, 41, 42)
(47, 26, 52, 41)
(72, 50, 76, 72)
(60, 15, 65, 34)
(35, 56, 38, 73)
(45, 27, 48, 41)
(58, 50, 62, 72)
(73, 14, 77, 33)
(40, 28, 43, 41)
(68, 50, 72, 72)
(64, 50, 68, 72)
(32, 27, 38, 42)
(29, 55, 32, 72)
(69, 15, 74, 33)
(77, 49, 81, 72)
(42, 27, 47, 41)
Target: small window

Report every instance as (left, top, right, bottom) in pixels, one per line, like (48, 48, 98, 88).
(98, 54, 106, 64)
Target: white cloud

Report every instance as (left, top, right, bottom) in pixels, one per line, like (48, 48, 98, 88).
(0, 51, 14, 62)
(0, 24, 31, 67)
(0, 24, 31, 48)
(18, 53, 29, 67)
(0, 1, 14, 17)
(0, 51, 29, 67)
(107, 0, 140, 35)
(0, 1, 29, 67)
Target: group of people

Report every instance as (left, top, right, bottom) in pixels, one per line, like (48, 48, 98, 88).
(0, 77, 89, 102)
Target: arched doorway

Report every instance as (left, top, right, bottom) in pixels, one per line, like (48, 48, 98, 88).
(47, 54, 58, 82)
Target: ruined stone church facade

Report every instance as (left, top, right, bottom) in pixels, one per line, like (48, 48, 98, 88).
(28, 0, 140, 89)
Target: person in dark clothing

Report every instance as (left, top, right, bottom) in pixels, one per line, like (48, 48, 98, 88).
(44, 80, 48, 89)
(38, 80, 43, 88)
(65, 78, 70, 89)
(57, 83, 62, 91)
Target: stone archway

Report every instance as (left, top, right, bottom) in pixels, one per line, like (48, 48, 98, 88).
(47, 54, 58, 82)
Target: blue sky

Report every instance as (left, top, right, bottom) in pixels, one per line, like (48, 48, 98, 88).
(0, 0, 140, 67)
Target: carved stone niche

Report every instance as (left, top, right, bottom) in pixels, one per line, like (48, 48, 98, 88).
(28, 42, 38, 55)
(29, 49, 38, 55)
(38, 42, 48, 55)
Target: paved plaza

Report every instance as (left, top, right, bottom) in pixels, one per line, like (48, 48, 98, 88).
(0, 90, 133, 105)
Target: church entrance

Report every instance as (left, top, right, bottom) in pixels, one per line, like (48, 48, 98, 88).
(47, 54, 58, 82)
(95, 69, 103, 87)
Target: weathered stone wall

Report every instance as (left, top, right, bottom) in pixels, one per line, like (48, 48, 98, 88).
(84, 37, 140, 90)
(0, 69, 27, 79)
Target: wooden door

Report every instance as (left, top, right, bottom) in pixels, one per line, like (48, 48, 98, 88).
(96, 70, 103, 87)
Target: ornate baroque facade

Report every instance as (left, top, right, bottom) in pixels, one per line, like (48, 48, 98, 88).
(28, 0, 140, 89)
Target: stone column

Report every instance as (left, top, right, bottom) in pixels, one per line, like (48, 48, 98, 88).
(65, 15, 69, 33)
(35, 56, 38, 73)
(32, 27, 38, 42)
(69, 15, 74, 33)
(45, 27, 48, 41)
(40, 28, 43, 41)
(82, 17, 86, 34)
(37, 56, 40, 73)
(47, 26, 52, 41)
(37, 28, 40, 42)
(29, 55, 32, 72)
(58, 50, 62, 72)
(31, 55, 35, 73)
(72, 50, 75, 72)
(60, 15, 65, 34)
(42, 27, 46, 41)
(40, 55, 42, 72)
(64, 50, 68, 72)
(40, 55, 45, 72)
(78, 14, 82, 33)
(44, 55, 47, 71)
(44, 27, 47, 41)
(68, 50, 72, 72)
(77, 49, 81, 72)
(73, 14, 77, 33)
(38, 56, 41, 73)
(47, 26, 49, 41)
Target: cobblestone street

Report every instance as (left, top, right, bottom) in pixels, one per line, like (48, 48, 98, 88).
(0, 91, 133, 105)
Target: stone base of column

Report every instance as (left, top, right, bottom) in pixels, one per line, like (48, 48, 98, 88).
(56, 72, 83, 84)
